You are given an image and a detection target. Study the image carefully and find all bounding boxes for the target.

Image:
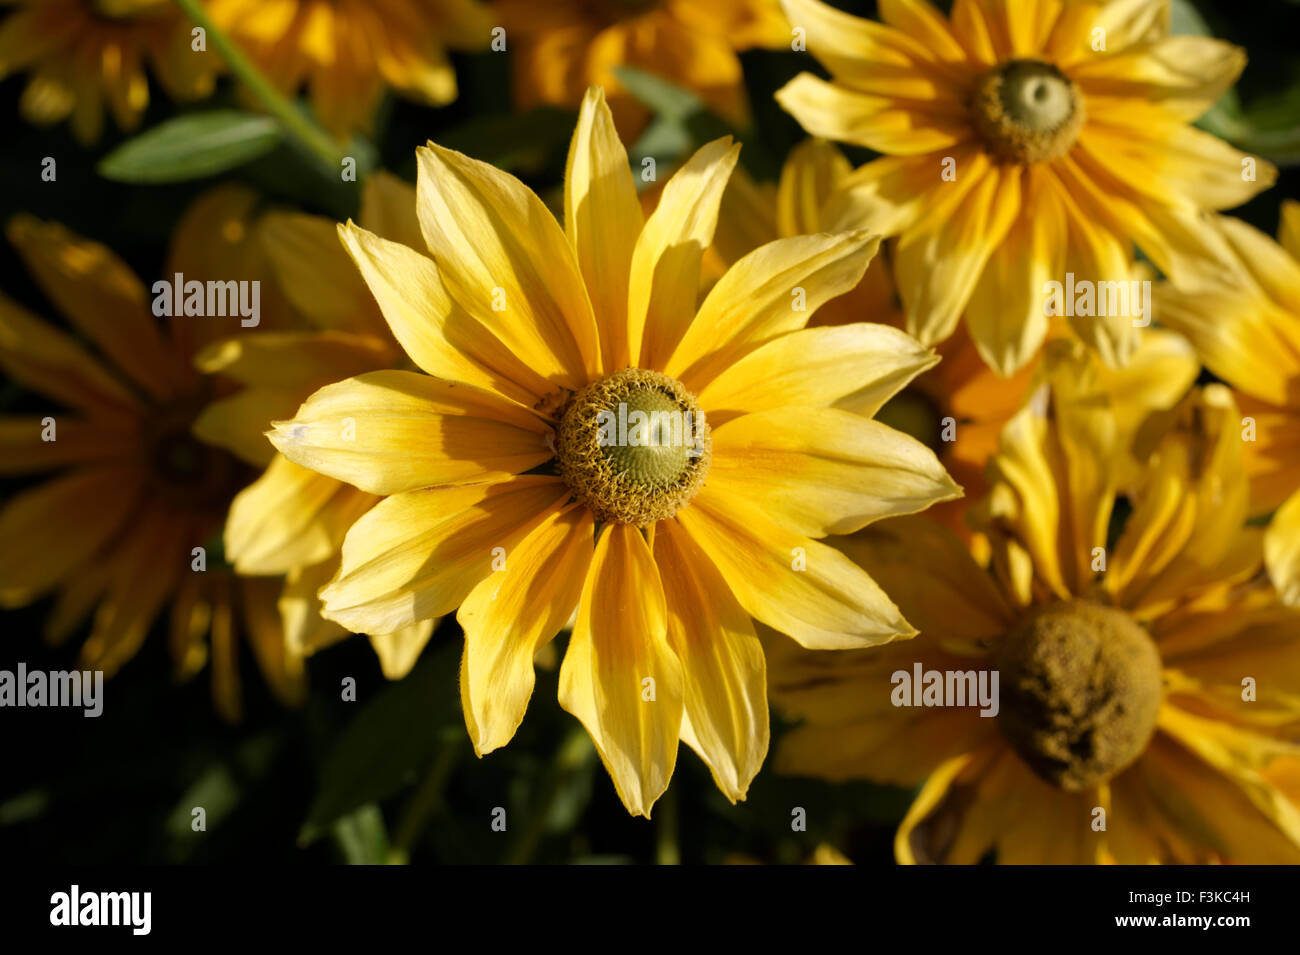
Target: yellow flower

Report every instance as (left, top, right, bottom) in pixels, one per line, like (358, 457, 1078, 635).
(492, 0, 790, 138)
(770, 343, 1300, 863)
(0, 192, 305, 722)
(1157, 201, 1300, 606)
(207, 0, 492, 138)
(269, 86, 959, 816)
(199, 173, 438, 679)
(0, 0, 217, 143)
(775, 0, 1274, 376)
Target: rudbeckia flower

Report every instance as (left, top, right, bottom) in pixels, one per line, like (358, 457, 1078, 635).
(776, 0, 1275, 375)
(206, 0, 492, 138)
(711, 138, 1199, 537)
(493, 0, 790, 137)
(0, 0, 217, 143)
(1157, 202, 1300, 606)
(269, 86, 960, 816)
(199, 173, 439, 678)
(770, 343, 1300, 863)
(0, 192, 304, 721)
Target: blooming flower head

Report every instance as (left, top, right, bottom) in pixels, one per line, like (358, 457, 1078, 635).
(0, 190, 304, 721)
(1157, 202, 1300, 606)
(199, 173, 439, 678)
(776, 0, 1275, 376)
(493, 0, 790, 138)
(0, 0, 217, 143)
(770, 343, 1300, 863)
(207, 0, 492, 139)
(269, 86, 960, 816)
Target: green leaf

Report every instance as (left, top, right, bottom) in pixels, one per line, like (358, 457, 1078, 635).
(614, 66, 705, 120)
(298, 641, 462, 844)
(98, 111, 283, 183)
(331, 804, 391, 865)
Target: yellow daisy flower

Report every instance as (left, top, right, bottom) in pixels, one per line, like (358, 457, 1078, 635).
(0, 190, 304, 722)
(770, 343, 1300, 863)
(269, 86, 960, 816)
(493, 0, 790, 138)
(1157, 202, 1300, 606)
(199, 173, 439, 678)
(0, 0, 217, 143)
(776, 0, 1275, 375)
(206, 0, 492, 139)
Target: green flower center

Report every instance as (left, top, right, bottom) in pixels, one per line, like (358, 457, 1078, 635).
(994, 600, 1163, 791)
(971, 59, 1083, 164)
(555, 368, 711, 526)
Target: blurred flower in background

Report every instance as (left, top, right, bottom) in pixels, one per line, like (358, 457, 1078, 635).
(207, 0, 493, 138)
(776, 0, 1274, 375)
(1156, 203, 1300, 606)
(493, 0, 790, 137)
(0, 0, 218, 143)
(0, 200, 304, 721)
(770, 344, 1300, 863)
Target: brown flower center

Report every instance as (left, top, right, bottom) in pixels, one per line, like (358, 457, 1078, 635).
(994, 600, 1162, 791)
(971, 59, 1083, 164)
(555, 368, 710, 526)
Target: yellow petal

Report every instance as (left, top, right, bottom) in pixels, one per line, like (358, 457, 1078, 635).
(0, 466, 143, 607)
(565, 87, 644, 372)
(225, 454, 377, 575)
(338, 222, 554, 404)
(6, 215, 183, 400)
(558, 523, 682, 818)
(628, 136, 740, 370)
(655, 518, 768, 802)
(665, 230, 879, 388)
(697, 323, 938, 423)
(1266, 488, 1300, 608)
(368, 619, 437, 680)
(837, 515, 1015, 651)
(894, 155, 1020, 347)
(459, 504, 594, 754)
(267, 370, 551, 495)
(0, 290, 142, 416)
(774, 72, 969, 155)
(775, 138, 851, 237)
(416, 143, 600, 388)
(676, 489, 915, 649)
(708, 407, 959, 537)
(279, 558, 350, 658)
(1072, 35, 1246, 121)
(321, 477, 569, 634)
(259, 210, 389, 337)
(964, 167, 1065, 376)
(1279, 199, 1300, 261)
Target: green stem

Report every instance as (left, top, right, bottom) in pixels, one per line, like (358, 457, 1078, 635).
(655, 785, 679, 866)
(172, 0, 343, 172)
(505, 728, 594, 865)
(386, 741, 460, 865)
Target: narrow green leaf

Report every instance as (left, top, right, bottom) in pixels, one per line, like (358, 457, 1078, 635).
(98, 111, 283, 183)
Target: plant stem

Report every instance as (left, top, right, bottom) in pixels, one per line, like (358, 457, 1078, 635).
(505, 728, 593, 865)
(387, 741, 460, 865)
(172, 0, 343, 172)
